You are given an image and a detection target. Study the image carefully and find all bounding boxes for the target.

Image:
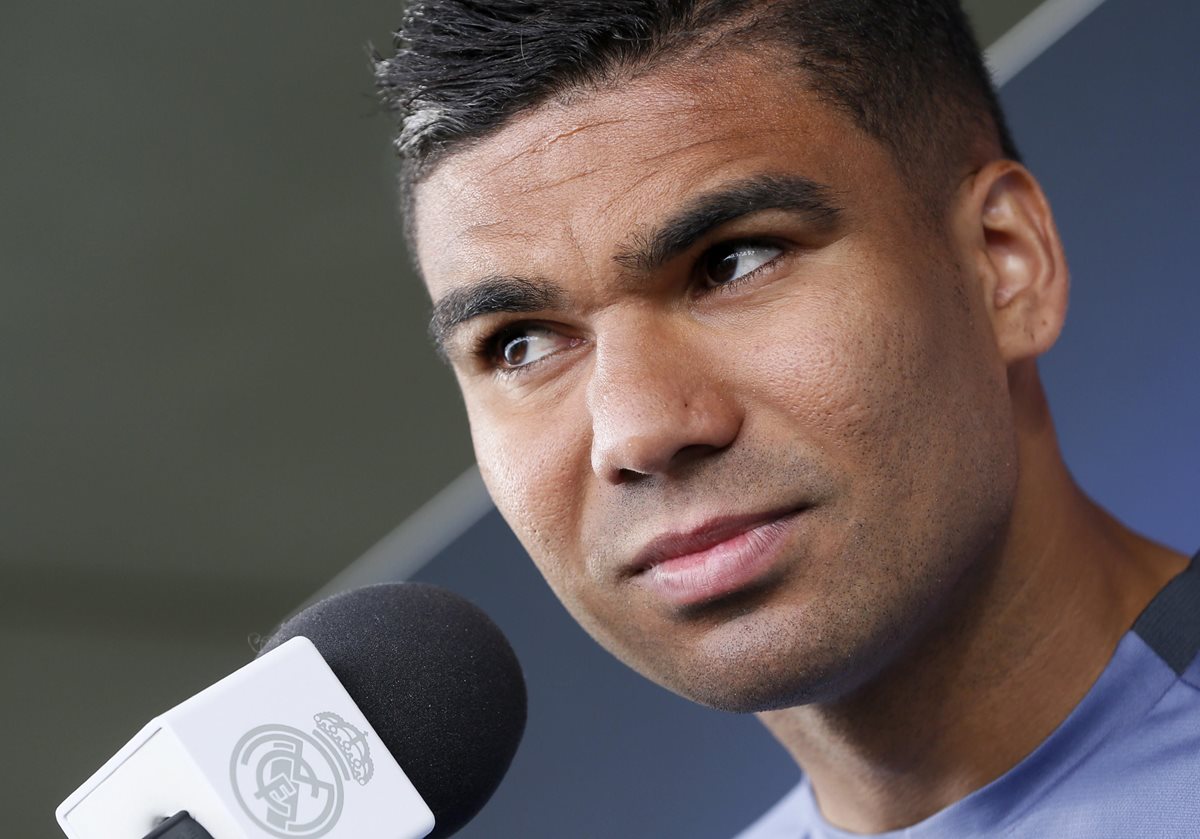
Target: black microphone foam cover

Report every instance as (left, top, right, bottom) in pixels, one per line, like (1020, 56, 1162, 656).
(260, 583, 527, 838)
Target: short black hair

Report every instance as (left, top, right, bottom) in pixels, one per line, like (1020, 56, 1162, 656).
(376, 0, 1019, 212)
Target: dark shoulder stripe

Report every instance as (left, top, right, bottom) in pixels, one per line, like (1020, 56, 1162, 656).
(1133, 551, 1200, 676)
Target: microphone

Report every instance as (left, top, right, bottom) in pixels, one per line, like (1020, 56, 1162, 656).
(56, 583, 527, 839)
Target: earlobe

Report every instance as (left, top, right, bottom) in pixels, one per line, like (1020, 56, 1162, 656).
(968, 161, 1070, 363)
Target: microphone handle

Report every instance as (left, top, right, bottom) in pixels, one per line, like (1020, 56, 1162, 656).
(141, 812, 214, 839)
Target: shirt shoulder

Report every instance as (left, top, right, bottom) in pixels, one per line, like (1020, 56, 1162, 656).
(730, 554, 1200, 839)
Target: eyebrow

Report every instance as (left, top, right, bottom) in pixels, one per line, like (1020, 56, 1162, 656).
(428, 173, 841, 356)
(613, 173, 842, 272)
(430, 274, 566, 358)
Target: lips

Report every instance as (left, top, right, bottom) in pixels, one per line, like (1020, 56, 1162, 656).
(628, 508, 805, 607)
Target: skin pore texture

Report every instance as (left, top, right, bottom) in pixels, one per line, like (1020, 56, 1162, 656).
(411, 50, 1188, 834)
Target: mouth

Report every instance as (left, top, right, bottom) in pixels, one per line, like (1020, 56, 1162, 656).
(628, 508, 806, 608)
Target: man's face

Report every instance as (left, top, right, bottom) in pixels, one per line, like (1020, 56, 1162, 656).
(413, 52, 1019, 712)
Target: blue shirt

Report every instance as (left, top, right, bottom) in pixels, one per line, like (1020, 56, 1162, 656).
(737, 554, 1200, 839)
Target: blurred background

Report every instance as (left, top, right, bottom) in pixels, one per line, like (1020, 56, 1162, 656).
(2, 1, 1196, 836)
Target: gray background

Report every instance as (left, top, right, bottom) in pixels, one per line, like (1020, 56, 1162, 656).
(3, 1, 1195, 836)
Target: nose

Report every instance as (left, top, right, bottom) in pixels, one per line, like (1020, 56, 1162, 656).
(586, 320, 742, 483)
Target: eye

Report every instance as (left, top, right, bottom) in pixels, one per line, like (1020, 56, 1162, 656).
(488, 324, 573, 371)
(699, 240, 784, 288)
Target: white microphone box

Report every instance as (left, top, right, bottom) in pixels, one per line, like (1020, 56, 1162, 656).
(57, 636, 435, 839)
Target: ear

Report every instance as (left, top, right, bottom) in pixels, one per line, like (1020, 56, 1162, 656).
(958, 161, 1070, 363)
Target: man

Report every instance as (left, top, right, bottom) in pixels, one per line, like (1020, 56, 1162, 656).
(375, 1, 1198, 836)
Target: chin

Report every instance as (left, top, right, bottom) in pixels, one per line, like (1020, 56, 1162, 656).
(639, 582, 943, 714)
(669, 651, 885, 714)
(627, 617, 894, 714)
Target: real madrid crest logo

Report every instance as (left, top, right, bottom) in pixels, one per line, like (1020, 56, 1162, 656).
(230, 711, 374, 838)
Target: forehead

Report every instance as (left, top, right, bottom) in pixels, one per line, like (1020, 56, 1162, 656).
(412, 53, 886, 297)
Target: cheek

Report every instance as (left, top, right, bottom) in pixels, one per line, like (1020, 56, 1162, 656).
(742, 257, 1003, 495)
(466, 392, 589, 586)
(744, 280, 904, 454)
(473, 408, 629, 652)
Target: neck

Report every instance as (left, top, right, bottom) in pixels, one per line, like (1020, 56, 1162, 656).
(758, 367, 1187, 834)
